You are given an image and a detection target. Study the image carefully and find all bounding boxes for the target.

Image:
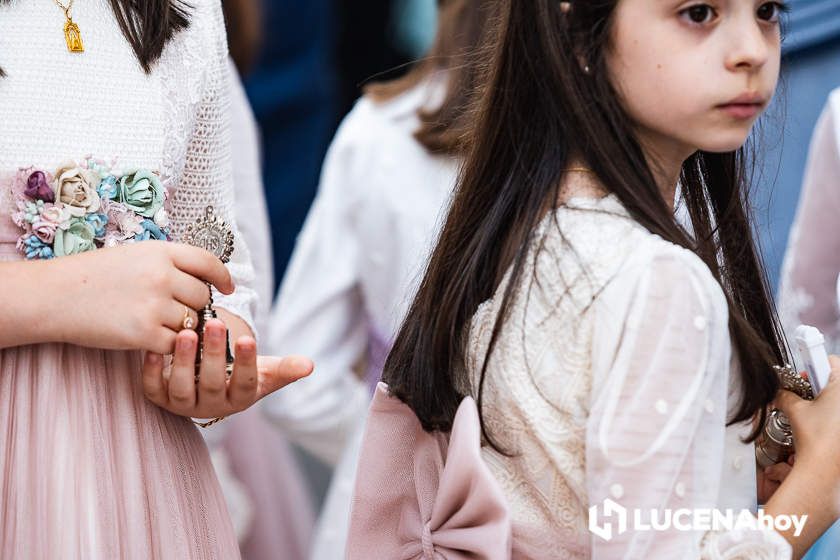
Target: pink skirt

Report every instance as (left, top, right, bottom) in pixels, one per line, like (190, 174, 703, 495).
(0, 342, 241, 559)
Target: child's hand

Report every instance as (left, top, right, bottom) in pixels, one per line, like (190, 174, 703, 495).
(757, 454, 794, 504)
(140, 319, 313, 419)
(774, 355, 840, 481)
(53, 241, 233, 354)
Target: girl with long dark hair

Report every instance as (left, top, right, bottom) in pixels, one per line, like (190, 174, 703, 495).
(381, 0, 840, 556)
(0, 1, 311, 557)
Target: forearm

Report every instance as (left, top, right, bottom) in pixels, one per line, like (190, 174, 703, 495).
(0, 260, 63, 349)
(764, 458, 840, 558)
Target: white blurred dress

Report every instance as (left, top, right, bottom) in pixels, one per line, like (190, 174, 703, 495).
(468, 194, 791, 558)
(200, 60, 314, 560)
(778, 88, 840, 353)
(777, 87, 840, 560)
(262, 76, 458, 559)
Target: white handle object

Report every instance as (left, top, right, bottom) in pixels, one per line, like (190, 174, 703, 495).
(836, 272, 840, 315)
(794, 325, 831, 396)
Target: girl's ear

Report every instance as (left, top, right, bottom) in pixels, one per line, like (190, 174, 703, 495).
(579, 56, 591, 75)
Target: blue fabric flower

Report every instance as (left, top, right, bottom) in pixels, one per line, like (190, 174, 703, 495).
(85, 213, 108, 238)
(20, 234, 54, 260)
(97, 175, 118, 201)
(135, 219, 167, 242)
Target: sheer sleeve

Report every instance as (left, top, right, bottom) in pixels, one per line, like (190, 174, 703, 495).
(260, 112, 371, 465)
(778, 89, 840, 354)
(587, 252, 790, 558)
(166, 1, 258, 335)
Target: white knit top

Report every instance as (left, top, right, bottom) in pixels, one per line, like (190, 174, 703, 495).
(0, 0, 257, 330)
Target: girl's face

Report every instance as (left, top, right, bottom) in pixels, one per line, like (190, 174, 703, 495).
(607, 0, 784, 162)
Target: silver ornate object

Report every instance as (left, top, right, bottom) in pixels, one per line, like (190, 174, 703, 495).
(776, 364, 815, 401)
(755, 365, 813, 469)
(183, 206, 235, 264)
(183, 206, 235, 381)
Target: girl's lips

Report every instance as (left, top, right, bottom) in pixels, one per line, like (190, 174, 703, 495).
(718, 103, 763, 119)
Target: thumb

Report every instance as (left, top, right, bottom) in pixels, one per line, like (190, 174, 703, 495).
(255, 354, 314, 398)
(827, 355, 840, 385)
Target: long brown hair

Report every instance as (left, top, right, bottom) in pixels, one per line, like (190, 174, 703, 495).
(383, 0, 787, 445)
(0, 0, 190, 75)
(364, 0, 492, 155)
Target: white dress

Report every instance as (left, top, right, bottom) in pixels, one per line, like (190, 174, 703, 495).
(778, 88, 840, 354)
(468, 194, 791, 558)
(0, 0, 257, 328)
(261, 76, 458, 559)
(0, 1, 255, 557)
(776, 87, 840, 559)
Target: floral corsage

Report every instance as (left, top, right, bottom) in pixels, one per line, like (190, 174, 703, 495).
(10, 159, 171, 259)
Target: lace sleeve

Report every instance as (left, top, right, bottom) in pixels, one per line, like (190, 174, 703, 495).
(778, 89, 840, 355)
(166, 0, 258, 336)
(587, 252, 791, 559)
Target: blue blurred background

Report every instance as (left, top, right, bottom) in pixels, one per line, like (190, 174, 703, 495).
(756, 0, 840, 292)
(238, 0, 437, 291)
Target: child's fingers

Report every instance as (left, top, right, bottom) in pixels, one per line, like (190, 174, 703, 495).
(227, 337, 259, 410)
(142, 352, 168, 407)
(764, 462, 793, 483)
(195, 320, 229, 410)
(168, 331, 198, 412)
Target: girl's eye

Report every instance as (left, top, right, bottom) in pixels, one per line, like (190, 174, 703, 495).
(679, 4, 718, 25)
(757, 2, 787, 23)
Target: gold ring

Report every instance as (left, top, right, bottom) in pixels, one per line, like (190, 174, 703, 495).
(182, 306, 195, 330)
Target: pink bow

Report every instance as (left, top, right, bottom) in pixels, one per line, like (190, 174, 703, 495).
(347, 383, 512, 559)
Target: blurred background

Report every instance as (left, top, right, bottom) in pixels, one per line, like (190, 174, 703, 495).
(220, 0, 840, 557)
(756, 0, 840, 290)
(225, 0, 437, 293)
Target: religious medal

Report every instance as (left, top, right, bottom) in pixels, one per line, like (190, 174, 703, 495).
(53, 0, 84, 53)
(183, 206, 236, 381)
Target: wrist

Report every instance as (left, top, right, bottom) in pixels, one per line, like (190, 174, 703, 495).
(0, 260, 63, 347)
(764, 458, 840, 557)
(791, 453, 840, 510)
(36, 257, 73, 344)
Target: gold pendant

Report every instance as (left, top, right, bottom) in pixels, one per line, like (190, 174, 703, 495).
(64, 18, 84, 53)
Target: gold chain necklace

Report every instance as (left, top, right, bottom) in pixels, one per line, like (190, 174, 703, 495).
(52, 0, 84, 53)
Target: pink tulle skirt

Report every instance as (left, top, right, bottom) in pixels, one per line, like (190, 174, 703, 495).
(0, 342, 240, 559)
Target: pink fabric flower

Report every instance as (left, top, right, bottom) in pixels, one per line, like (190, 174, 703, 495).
(40, 203, 72, 228)
(31, 219, 57, 243)
(107, 202, 143, 239)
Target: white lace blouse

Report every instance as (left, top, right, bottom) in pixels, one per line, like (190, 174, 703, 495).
(0, 0, 257, 330)
(468, 195, 791, 558)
